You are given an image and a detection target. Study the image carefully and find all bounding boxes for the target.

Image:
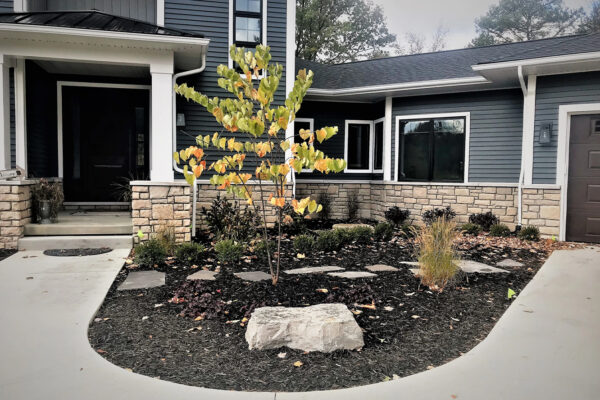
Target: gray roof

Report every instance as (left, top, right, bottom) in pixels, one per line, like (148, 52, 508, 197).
(0, 10, 203, 38)
(298, 33, 600, 90)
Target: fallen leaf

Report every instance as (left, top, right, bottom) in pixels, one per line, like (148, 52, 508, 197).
(125, 259, 133, 265)
(411, 315, 420, 319)
(125, 368, 133, 372)
(293, 361, 303, 367)
(154, 303, 164, 308)
(278, 352, 287, 359)
(97, 349, 107, 354)
(384, 306, 394, 312)
(142, 316, 149, 321)
(316, 288, 329, 294)
(356, 302, 376, 310)
(426, 365, 434, 370)
(296, 253, 306, 259)
(351, 309, 363, 315)
(186, 326, 203, 332)
(194, 316, 204, 321)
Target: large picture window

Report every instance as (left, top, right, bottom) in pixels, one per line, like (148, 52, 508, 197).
(234, 0, 262, 46)
(396, 115, 467, 182)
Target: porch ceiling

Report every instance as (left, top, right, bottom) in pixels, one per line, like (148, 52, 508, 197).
(34, 59, 149, 78)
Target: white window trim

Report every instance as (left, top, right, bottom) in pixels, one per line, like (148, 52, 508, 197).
(294, 117, 314, 173)
(344, 119, 374, 173)
(156, 0, 165, 26)
(56, 81, 152, 179)
(556, 103, 600, 241)
(228, 0, 268, 73)
(394, 112, 470, 184)
(373, 117, 385, 173)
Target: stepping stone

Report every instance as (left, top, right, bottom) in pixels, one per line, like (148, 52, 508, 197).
(234, 271, 272, 282)
(284, 266, 344, 275)
(332, 223, 372, 230)
(118, 271, 165, 291)
(328, 271, 377, 279)
(458, 260, 509, 274)
(365, 264, 398, 272)
(187, 270, 218, 281)
(400, 261, 419, 267)
(496, 259, 525, 267)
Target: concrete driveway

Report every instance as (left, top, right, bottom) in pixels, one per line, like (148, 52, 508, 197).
(0, 247, 598, 400)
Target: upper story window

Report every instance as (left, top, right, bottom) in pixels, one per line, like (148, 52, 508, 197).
(396, 114, 468, 183)
(234, 0, 263, 46)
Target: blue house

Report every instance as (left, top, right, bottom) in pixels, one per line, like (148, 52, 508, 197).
(0, 0, 598, 248)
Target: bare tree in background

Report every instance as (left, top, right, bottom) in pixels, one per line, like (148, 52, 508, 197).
(394, 23, 449, 55)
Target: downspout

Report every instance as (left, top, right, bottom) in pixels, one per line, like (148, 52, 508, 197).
(172, 51, 207, 237)
(517, 65, 527, 229)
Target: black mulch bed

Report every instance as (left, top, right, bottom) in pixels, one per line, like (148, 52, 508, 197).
(89, 235, 556, 392)
(0, 248, 17, 262)
(44, 247, 113, 257)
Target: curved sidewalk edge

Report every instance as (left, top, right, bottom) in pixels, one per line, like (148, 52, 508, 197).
(0, 247, 598, 400)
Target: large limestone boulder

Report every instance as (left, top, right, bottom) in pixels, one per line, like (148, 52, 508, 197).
(245, 303, 364, 352)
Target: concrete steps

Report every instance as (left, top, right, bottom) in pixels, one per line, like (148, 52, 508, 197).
(18, 235, 133, 251)
(24, 211, 132, 236)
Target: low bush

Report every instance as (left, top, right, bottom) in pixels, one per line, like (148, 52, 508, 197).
(214, 239, 245, 264)
(417, 217, 459, 290)
(135, 238, 167, 267)
(461, 223, 482, 236)
(317, 192, 332, 220)
(175, 242, 205, 265)
(254, 239, 274, 261)
(374, 222, 394, 241)
(347, 191, 359, 221)
(384, 206, 410, 226)
(282, 203, 306, 235)
(489, 223, 511, 237)
(334, 228, 354, 246)
(156, 225, 176, 256)
(422, 206, 456, 225)
(294, 234, 315, 254)
(201, 195, 259, 242)
(469, 211, 499, 231)
(518, 226, 540, 241)
(316, 230, 342, 252)
(351, 226, 374, 244)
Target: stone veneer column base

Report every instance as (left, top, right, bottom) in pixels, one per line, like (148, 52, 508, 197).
(0, 181, 35, 249)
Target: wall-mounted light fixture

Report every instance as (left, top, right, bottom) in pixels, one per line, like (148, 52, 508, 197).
(539, 122, 552, 145)
(176, 113, 186, 127)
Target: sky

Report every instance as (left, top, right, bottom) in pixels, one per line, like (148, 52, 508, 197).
(371, 0, 595, 51)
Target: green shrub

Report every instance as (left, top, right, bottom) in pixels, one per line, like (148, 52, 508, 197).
(135, 238, 167, 267)
(469, 211, 499, 231)
(294, 234, 315, 254)
(175, 242, 205, 265)
(417, 217, 459, 290)
(489, 223, 511, 237)
(461, 223, 482, 236)
(422, 206, 456, 225)
(316, 230, 342, 252)
(347, 191, 359, 221)
(518, 226, 540, 241)
(333, 228, 354, 246)
(317, 192, 332, 220)
(201, 195, 259, 242)
(374, 222, 394, 241)
(384, 206, 410, 225)
(350, 226, 374, 244)
(254, 239, 274, 261)
(214, 239, 245, 264)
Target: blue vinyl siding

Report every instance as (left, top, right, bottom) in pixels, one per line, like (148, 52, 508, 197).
(391, 89, 523, 183)
(166, 0, 288, 174)
(0, 0, 12, 12)
(296, 100, 384, 181)
(533, 71, 600, 184)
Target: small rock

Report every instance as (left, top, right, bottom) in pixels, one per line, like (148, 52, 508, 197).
(118, 271, 165, 290)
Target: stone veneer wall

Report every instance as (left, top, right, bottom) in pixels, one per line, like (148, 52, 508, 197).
(521, 188, 561, 236)
(0, 181, 35, 249)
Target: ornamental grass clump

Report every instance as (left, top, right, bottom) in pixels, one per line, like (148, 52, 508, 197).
(489, 223, 511, 237)
(135, 238, 167, 267)
(374, 222, 394, 241)
(416, 217, 459, 291)
(215, 239, 245, 264)
(517, 226, 540, 241)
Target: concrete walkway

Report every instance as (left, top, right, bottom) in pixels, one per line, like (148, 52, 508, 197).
(0, 247, 598, 400)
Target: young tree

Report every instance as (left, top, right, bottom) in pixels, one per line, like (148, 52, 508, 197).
(296, 0, 396, 63)
(578, 1, 600, 34)
(174, 45, 346, 285)
(469, 0, 584, 46)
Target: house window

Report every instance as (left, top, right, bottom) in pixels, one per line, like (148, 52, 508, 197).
(396, 115, 467, 182)
(294, 118, 314, 144)
(373, 119, 384, 172)
(345, 120, 374, 172)
(234, 0, 262, 46)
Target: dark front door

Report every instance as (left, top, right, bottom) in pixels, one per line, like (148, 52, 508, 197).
(62, 86, 149, 202)
(566, 114, 600, 242)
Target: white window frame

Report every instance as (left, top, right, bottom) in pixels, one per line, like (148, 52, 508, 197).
(373, 117, 385, 173)
(394, 112, 470, 183)
(228, 0, 268, 76)
(294, 117, 314, 172)
(344, 119, 375, 173)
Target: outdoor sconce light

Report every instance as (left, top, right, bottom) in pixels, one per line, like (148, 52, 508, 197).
(176, 113, 186, 127)
(539, 122, 552, 145)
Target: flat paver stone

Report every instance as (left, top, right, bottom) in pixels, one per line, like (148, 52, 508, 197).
(332, 223, 372, 230)
(118, 271, 165, 290)
(234, 271, 272, 282)
(496, 259, 525, 267)
(458, 260, 509, 274)
(328, 271, 377, 279)
(400, 261, 419, 267)
(186, 270, 218, 281)
(284, 266, 344, 275)
(365, 264, 398, 272)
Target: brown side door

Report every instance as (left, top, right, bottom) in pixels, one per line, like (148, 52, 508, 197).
(566, 114, 600, 242)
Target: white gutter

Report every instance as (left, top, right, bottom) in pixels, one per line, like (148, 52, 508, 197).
(472, 51, 600, 72)
(172, 51, 207, 237)
(517, 65, 527, 228)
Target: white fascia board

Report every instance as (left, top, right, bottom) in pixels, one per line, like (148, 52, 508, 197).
(307, 76, 489, 97)
(472, 51, 600, 72)
(0, 23, 210, 48)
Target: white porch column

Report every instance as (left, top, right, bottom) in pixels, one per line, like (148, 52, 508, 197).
(14, 58, 27, 176)
(0, 55, 11, 170)
(522, 74, 537, 185)
(384, 96, 392, 181)
(150, 58, 174, 182)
